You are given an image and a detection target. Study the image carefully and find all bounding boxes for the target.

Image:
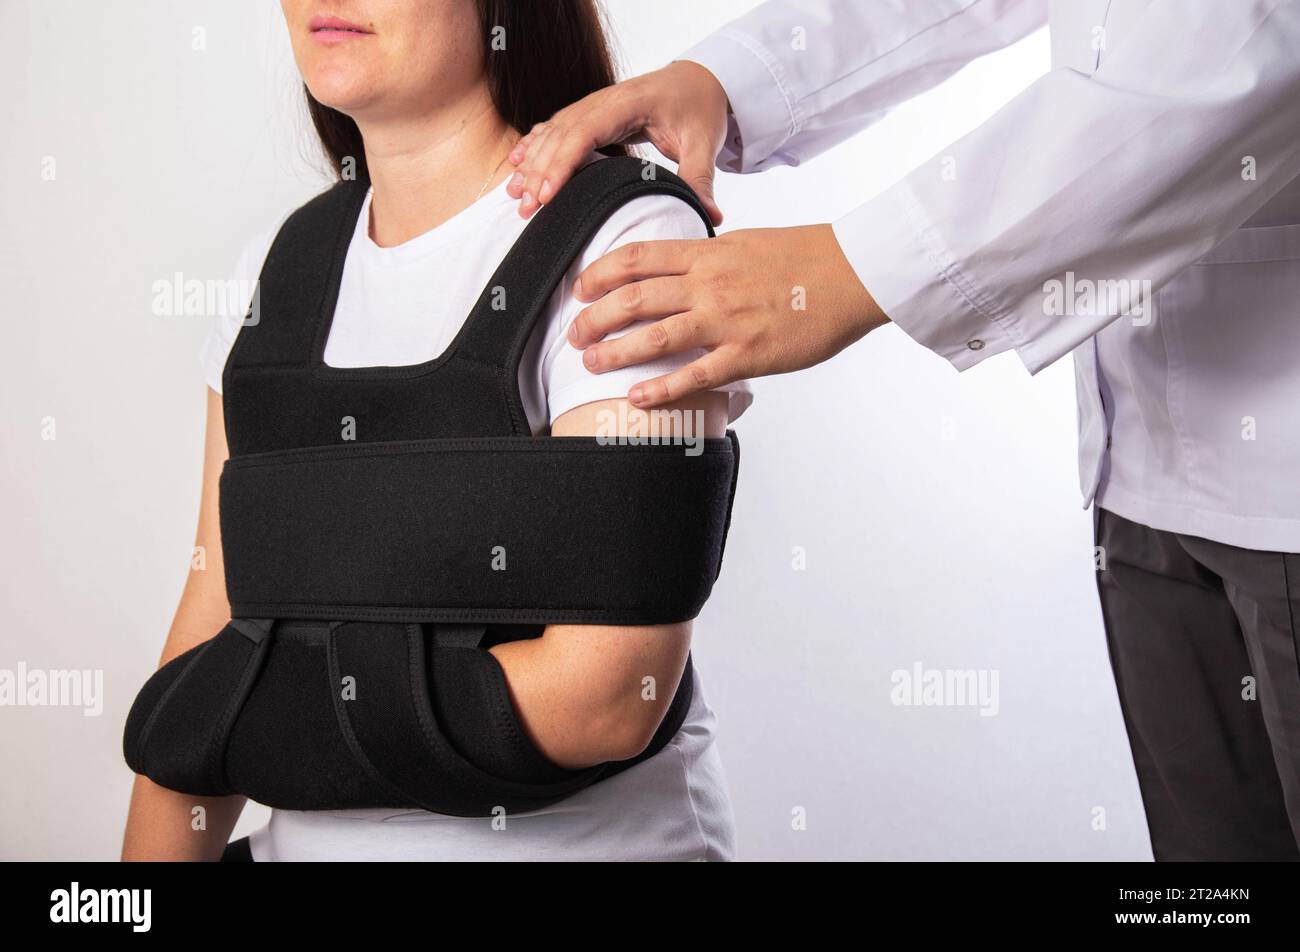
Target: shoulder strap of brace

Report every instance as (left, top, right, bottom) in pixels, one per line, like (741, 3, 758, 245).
(222, 179, 366, 381)
(453, 156, 715, 435)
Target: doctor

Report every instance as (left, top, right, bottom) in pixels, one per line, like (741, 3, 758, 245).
(506, 0, 1300, 862)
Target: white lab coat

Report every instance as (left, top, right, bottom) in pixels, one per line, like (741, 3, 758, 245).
(685, 0, 1300, 550)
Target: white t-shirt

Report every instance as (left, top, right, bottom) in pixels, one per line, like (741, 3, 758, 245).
(201, 161, 750, 861)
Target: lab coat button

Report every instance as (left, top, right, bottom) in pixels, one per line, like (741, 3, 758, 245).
(967, 339, 985, 351)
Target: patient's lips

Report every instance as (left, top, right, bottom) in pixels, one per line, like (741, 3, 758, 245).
(309, 15, 374, 44)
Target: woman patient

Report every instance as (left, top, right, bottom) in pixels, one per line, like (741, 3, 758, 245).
(121, 0, 750, 861)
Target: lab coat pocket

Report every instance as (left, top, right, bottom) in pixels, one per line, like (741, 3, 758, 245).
(1157, 223, 1300, 523)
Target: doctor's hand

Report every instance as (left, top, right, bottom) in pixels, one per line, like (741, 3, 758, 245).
(506, 61, 729, 224)
(569, 224, 889, 407)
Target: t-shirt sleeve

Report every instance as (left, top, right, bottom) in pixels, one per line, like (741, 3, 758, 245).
(199, 221, 282, 395)
(532, 193, 753, 427)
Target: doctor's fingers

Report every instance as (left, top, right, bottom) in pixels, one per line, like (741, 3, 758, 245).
(507, 88, 645, 216)
(510, 63, 729, 223)
(627, 349, 744, 409)
(572, 238, 699, 318)
(579, 306, 722, 376)
(570, 274, 698, 350)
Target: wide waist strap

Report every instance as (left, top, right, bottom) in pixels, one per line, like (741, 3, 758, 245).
(219, 433, 740, 626)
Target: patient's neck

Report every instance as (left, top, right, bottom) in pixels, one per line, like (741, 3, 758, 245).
(357, 88, 517, 248)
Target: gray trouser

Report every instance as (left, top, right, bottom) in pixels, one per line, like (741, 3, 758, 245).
(1095, 507, 1300, 860)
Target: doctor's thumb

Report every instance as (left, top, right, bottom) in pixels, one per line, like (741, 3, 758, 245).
(677, 140, 723, 227)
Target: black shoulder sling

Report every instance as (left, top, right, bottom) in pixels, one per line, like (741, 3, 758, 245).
(123, 157, 741, 816)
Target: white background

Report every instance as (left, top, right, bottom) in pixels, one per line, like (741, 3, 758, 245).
(1, 0, 1150, 860)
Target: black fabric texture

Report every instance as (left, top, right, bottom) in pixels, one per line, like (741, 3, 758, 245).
(125, 624, 267, 796)
(427, 643, 574, 785)
(220, 435, 737, 625)
(123, 640, 205, 776)
(123, 157, 736, 815)
(224, 624, 385, 809)
(220, 836, 254, 862)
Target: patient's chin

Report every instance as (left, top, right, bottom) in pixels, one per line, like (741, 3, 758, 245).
(304, 67, 387, 117)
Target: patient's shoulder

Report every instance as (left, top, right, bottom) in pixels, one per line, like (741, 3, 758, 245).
(572, 185, 710, 273)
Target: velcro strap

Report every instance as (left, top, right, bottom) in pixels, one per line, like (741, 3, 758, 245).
(219, 433, 739, 626)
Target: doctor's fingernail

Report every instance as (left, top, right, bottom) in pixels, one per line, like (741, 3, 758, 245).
(583, 348, 599, 370)
(508, 172, 524, 192)
(629, 386, 645, 405)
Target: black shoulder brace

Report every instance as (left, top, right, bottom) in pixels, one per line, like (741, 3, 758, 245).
(124, 158, 741, 818)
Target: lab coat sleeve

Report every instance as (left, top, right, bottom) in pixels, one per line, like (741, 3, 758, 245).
(836, 0, 1300, 373)
(680, 0, 1047, 172)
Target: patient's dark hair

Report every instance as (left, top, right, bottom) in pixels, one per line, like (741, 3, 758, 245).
(306, 0, 626, 181)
